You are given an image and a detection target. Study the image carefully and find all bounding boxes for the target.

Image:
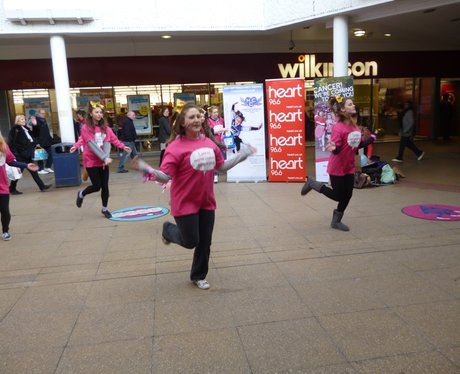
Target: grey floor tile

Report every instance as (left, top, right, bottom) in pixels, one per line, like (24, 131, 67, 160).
(238, 318, 347, 373)
(56, 339, 152, 374)
(394, 300, 460, 348)
(85, 275, 155, 307)
(0, 349, 63, 374)
(0, 308, 80, 353)
(352, 350, 459, 374)
(318, 309, 432, 361)
(154, 294, 234, 336)
(293, 278, 386, 316)
(224, 285, 312, 325)
(68, 302, 154, 346)
(153, 328, 251, 374)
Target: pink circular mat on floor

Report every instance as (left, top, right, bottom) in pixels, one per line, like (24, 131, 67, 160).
(402, 204, 460, 221)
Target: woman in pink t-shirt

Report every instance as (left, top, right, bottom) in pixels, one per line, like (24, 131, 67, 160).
(133, 103, 255, 290)
(301, 96, 376, 231)
(70, 104, 131, 219)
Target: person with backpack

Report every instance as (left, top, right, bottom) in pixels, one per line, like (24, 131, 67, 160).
(300, 96, 376, 231)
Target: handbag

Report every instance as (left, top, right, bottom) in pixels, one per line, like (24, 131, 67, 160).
(33, 146, 48, 161)
(5, 164, 23, 181)
(223, 131, 235, 150)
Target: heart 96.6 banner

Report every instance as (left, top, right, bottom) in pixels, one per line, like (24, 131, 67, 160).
(266, 78, 306, 182)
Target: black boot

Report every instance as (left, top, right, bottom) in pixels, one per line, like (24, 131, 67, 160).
(331, 209, 350, 231)
(301, 177, 324, 196)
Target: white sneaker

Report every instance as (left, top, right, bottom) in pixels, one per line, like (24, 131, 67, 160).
(194, 279, 210, 290)
(417, 152, 425, 161)
(2, 232, 11, 241)
(45, 168, 54, 173)
(214, 175, 219, 184)
(391, 158, 403, 163)
(38, 170, 49, 175)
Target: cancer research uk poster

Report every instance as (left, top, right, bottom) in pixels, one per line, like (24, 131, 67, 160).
(266, 78, 306, 182)
(313, 76, 354, 182)
(223, 84, 267, 182)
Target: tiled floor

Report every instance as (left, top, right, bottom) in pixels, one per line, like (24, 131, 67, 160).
(0, 138, 459, 373)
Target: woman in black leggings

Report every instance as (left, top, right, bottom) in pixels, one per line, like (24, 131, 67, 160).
(301, 96, 376, 231)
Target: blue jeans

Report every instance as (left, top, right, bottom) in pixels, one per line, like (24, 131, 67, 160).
(117, 141, 137, 171)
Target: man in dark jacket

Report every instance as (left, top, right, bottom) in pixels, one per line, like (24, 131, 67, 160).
(32, 109, 54, 174)
(117, 110, 138, 173)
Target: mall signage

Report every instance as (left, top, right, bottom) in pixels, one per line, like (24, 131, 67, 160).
(278, 54, 378, 79)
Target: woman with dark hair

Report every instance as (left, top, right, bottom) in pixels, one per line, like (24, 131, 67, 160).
(300, 96, 376, 231)
(70, 104, 131, 218)
(392, 100, 424, 163)
(133, 103, 255, 290)
(158, 106, 171, 166)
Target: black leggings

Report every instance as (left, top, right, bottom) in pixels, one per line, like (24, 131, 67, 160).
(319, 174, 354, 212)
(0, 194, 11, 233)
(82, 166, 110, 207)
(163, 209, 215, 281)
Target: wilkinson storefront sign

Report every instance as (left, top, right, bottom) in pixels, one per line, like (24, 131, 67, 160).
(278, 54, 378, 79)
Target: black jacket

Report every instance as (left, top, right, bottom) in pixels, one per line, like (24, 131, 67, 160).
(32, 116, 53, 147)
(8, 125, 36, 161)
(119, 117, 137, 142)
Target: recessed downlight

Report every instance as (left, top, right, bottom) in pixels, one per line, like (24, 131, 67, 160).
(161, 35, 172, 39)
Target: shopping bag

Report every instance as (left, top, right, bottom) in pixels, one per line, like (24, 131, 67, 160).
(223, 131, 235, 150)
(33, 146, 48, 161)
(5, 164, 23, 181)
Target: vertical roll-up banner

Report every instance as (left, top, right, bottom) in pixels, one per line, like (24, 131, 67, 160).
(313, 76, 354, 182)
(127, 95, 152, 135)
(223, 84, 267, 182)
(266, 78, 306, 182)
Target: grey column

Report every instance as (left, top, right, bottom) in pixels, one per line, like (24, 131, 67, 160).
(50, 35, 75, 143)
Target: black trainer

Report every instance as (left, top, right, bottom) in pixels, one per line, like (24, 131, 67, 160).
(41, 184, 52, 192)
(10, 190, 23, 195)
(101, 209, 112, 219)
(76, 191, 83, 208)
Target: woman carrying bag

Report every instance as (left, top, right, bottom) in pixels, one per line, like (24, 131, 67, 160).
(7, 115, 51, 194)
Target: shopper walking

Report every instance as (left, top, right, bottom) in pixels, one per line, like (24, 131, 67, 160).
(8, 115, 52, 194)
(117, 110, 138, 173)
(300, 96, 376, 231)
(392, 100, 424, 162)
(70, 104, 131, 219)
(0, 132, 39, 240)
(32, 109, 54, 174)
(158, 106, 171, 167)
(133, 103, 255, 289)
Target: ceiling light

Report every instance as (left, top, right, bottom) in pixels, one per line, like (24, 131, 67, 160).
(161, 35, 172, 39)
(384, 33, 391, 37)
(353, 29, 366, 37)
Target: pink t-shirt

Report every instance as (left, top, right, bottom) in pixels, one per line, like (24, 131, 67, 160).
(74, 125, 125, 168)
(207, 117, 225, 143)
(327, 121, 362, 176)
(160, 136, 225, 217)
(0, 146, 18, 195)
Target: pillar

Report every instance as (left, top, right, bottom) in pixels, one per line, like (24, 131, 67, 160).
(333, 15, 349, 77)
(50, 35, 74, 143)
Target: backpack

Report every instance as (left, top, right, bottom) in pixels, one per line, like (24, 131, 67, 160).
(380, 164, 396, 184)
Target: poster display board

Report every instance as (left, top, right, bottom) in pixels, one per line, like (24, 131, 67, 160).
(223, 84, 267, 182)
(266, 78, 306, 182)
(23, 97, 50, 123)
(127, 95, 152, 135)
(313, 76, 354, 182)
